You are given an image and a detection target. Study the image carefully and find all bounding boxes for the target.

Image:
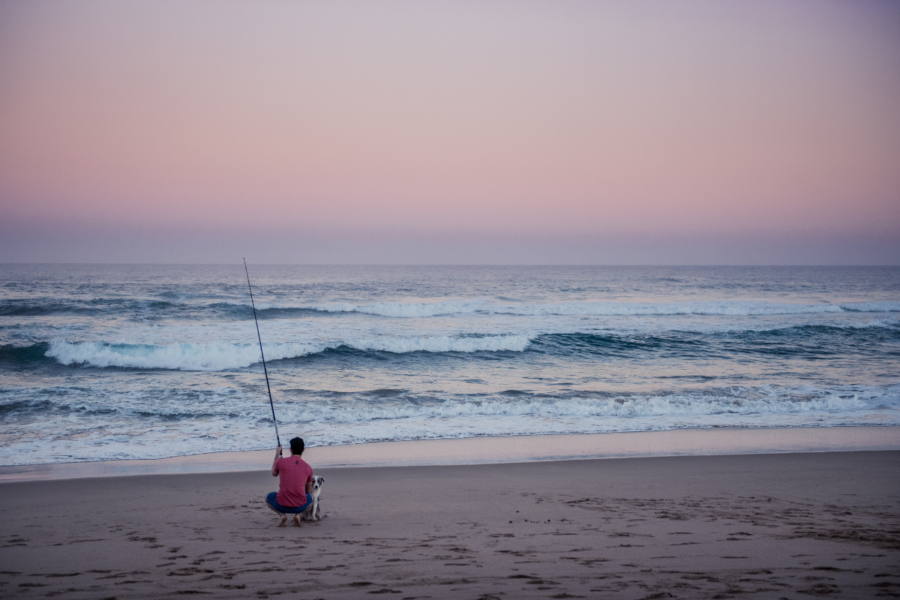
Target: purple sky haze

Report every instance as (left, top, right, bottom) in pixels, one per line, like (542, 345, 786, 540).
(1, 0, 898, 264)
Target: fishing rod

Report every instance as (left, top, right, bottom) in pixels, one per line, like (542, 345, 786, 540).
(243, 258, 280, 447)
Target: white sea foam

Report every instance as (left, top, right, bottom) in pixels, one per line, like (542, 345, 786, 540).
(4, 265, 899, 467)
(45, 335, 533, 370)
(45, 340, 313, 370)
(1, 385, 897, 465)
(273, 389, 886, 425)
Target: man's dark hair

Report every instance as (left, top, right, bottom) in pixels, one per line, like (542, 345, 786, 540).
(289, 437, 305, 455)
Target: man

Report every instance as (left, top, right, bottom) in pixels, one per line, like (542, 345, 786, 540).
(266, 437, 314, 527)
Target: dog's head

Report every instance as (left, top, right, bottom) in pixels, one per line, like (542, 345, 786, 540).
(312, 476, 324, 490)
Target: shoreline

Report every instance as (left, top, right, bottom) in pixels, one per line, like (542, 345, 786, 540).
(3, 425, 898, 483)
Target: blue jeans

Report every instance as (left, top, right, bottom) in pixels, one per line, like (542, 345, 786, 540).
(266, 491, 312, 514)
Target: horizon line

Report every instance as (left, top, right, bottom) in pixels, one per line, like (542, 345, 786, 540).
(2, 263, 899, 268)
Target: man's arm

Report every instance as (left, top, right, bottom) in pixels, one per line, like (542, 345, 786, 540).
(306, 475, 314, 494)
(271, 445, 282, 477)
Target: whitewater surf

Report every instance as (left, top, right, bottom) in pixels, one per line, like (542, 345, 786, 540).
(1, 264, 898, 466)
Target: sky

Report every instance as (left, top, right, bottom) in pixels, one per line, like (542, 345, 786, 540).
(1, 0, 899, 264)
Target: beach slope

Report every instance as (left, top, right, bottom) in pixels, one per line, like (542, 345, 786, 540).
(1, 451, 898, 599)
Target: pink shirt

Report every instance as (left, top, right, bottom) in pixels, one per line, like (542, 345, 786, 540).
(273, 456, 313, 508)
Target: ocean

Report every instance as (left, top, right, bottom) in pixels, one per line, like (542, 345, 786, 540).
(1, 264, 898, 466)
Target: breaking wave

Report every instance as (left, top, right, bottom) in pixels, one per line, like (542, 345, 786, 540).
(44, 335, 533, 370)
(36, 319, 899, 371)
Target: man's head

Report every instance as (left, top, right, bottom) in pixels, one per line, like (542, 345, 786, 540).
(289, 437, 305, 456)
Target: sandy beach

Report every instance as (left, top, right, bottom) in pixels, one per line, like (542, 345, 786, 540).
(2, 444, 898, 599)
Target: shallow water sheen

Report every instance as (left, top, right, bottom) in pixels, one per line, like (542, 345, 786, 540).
(0, 264, 898, 465)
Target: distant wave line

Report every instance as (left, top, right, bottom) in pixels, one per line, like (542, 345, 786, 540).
(2, 298, 899, 319)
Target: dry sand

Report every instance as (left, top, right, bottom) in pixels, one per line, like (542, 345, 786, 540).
(1, 450, 899, 599)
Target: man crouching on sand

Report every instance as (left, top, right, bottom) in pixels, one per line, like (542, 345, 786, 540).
(266, 437, 314, 527)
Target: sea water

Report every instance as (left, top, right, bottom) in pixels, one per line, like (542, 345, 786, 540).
(1, 264, 898, 466)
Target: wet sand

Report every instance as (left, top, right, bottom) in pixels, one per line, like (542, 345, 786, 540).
(3, 425, 899, 482)
(1, 450, 898, 599)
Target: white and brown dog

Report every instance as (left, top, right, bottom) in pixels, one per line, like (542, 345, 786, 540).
(301, 476, 325, 521)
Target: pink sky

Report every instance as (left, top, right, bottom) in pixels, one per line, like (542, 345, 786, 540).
(1, 0, 898, 263)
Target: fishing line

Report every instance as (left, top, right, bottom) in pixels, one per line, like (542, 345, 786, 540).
(243, 258, 280, 447)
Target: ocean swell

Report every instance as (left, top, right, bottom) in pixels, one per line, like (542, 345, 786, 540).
(309, 299, 900, 318)
(5, 298, 897, 322)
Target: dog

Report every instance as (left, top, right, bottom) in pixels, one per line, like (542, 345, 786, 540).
(301, 476, 325, 521)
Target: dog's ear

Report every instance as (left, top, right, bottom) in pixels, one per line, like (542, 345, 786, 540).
(319, 476, 325, 483)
